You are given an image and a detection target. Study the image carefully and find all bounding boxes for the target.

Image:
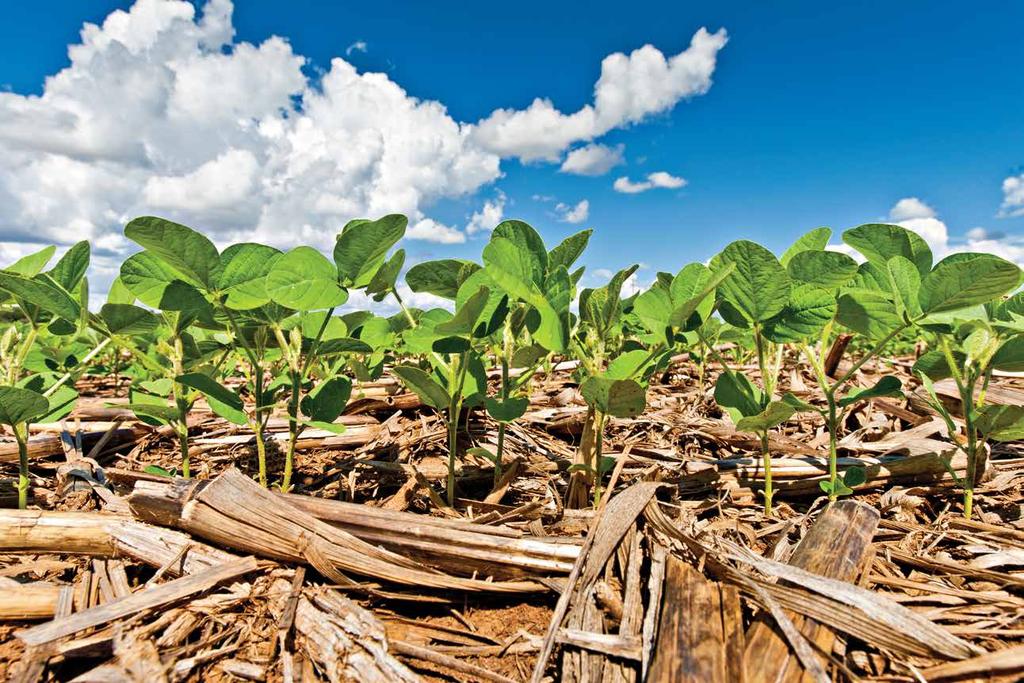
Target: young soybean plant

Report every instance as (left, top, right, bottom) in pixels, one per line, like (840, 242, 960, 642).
(407, 226, 590, 487)
(795, 224, 1022, 503)
(0, 243, 94, 507)
(122, 216, 359, 488)
(392, 283, 495, 506)
(913, 293, 1024, 518)
(590, 261, 735, 508)
(676, 241, 817, 514)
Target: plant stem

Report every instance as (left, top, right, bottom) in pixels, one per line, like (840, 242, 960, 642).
(592, 412, 607, 507)
(254, 421, 267, 488)
(15, 424, 29, 510)
(169, 330, 190, 478)
(760, 432, 773, 515)
(43, 337, 111, 398)
(445, 352, 470, 506)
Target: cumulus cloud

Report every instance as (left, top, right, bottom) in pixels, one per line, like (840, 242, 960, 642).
(559, 143, 624, 176)
(887, 196, 1024, 267)
(1000, 173, 1024, 218)
(346, 40, 367, 56)
(471, 28, 727, 162)
(555, 199, 589, 224)
(613, 171, 687, 194)
(888, 197, 935, 221)
(407, 218, 465, 244)
(0, 0, 728, 298)
(466, 191, 506, 235)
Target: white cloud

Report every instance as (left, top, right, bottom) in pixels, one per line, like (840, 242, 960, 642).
(887, 196, 1024, 268)
(0, 0, 728, 298)
(346, 40, 367, 56)
(466, 191, 506, 234)
(613, 171, 687, 194)
(1000, 173, 1024, 218)
(559, 143, 624, 176)
(407, 218, 466, 244)
(471, 27, 727, 162)
(555, 199, 589, 224)
(889, 197, 935, 221)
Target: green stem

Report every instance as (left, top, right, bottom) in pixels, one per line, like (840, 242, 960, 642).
(169, 332, 190, 478)
(445, 352, 471, 506)
(15, 424, 29, 510)
(254, 421, 268, 488)
(831, 325, 906, 393)
(44, 337, 110, 398)
(760, 432, 773, 515)
(800, 342, 840, 502)
(826, 398, 839, 501)
(177, 426, 190, 479)
(592, 412, 607, 507)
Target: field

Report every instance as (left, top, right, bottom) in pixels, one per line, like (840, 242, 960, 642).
(1, 216, 1023, 682)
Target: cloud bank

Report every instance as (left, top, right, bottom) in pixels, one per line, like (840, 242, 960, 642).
(0, 0, 727, 286)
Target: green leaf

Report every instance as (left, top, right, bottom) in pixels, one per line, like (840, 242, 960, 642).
(580, 376, 647, 418)
(483, 236, 544, 297)
(176, 373, 246, 425)
(455, 269, 507, 337)
(18, 375, 77, 424)
(780, 227, 831, 267)
(433, 336, 471, 353)
(842, 223, 932, 277)
(836, 289, 903, 339)
(392, 365, 450, 411)
(843, 466, 867, 488)
(919, 253, 1022, 314)
(266, 247, 348, 311)
(0, 386, 50, 426)
(976, 404, 1024, 441)
(714, 371, 763, 421)
(105, 277, 134, 305)
(992, 336, 1024, 372)
(435, 286, 490, 336)
(483, 237, 566, 351)
(405, 259, 479, 299)
(316, 337, 374, 355)
(100, 304, 160, 336)
(217, 243, 282, 310)
(762, 284, 836, 343)
(669, 262, 735, 329)
(548, 229, 592, 272)
(736, 401, 795, 433)
(126, 402, 180, 424)
(787, 250, 858, 289)
(120, 252, 209, 312)
(47, 241, 90, 291)
(912, 350, 962, 381)
(633, 282, 673, 337)
(511, 344, 548, 368)
(485, 396, 529, 422)
(838, 376, 903, 407)
(711, 240, 791, 323)
(885, 256, 922, 319)
(605, 349, 654, 381)
(5, 245, 55, 276)
(365, 249, 406, 297)
(301, 376, 352, 423)
(143, 465, 176, 478)
(125, 216, 221, 288)
(781, 392, 819, 413)
(493, 220, 548, 277)
(334, 214, 407, 287)
(0, 271, 81, 322)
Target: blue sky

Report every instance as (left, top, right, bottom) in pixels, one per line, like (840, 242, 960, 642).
(1, 0, 1022, 294)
